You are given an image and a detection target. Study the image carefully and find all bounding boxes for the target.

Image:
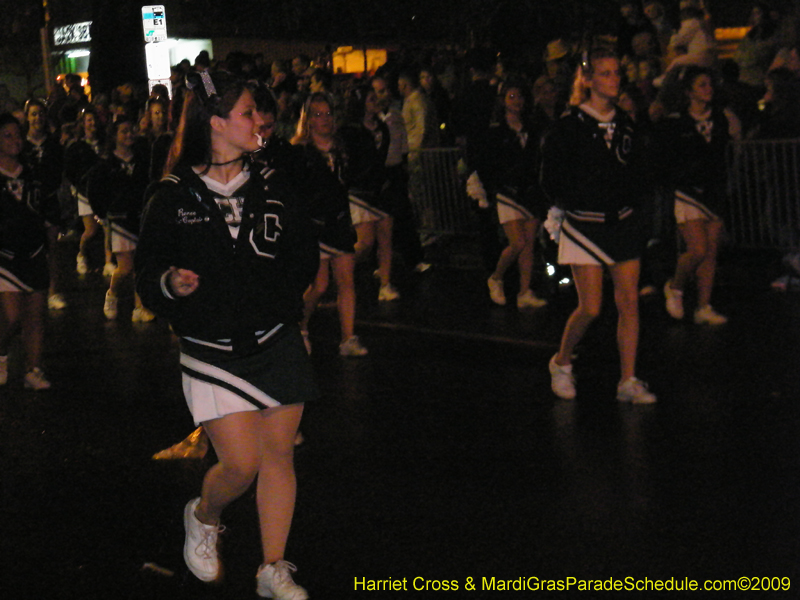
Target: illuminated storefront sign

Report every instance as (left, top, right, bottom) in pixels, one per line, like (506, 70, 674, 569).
(54, 22, 92, 46)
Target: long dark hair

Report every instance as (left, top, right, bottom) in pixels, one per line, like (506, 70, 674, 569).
(164, 70, 248, 175)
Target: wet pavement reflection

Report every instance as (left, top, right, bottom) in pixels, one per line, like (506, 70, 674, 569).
(2, 244, 799, 598)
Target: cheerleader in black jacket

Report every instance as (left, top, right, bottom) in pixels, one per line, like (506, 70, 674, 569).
(0, 113, 54, 390)
(22, 98, 66, 311)
(477, 79, 548, 310)
(87, 115, 153, 322)
(340, 85, 399, 302)
(541, 48, 656, 404)
(135, 71, 318, 599)
(63, 106, 111, 275)
(661, 67, 740, 326)
(292, 92, 366, 357)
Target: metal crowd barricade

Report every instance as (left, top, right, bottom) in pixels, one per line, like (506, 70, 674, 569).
(406, 142, 800, 252)
(407, 147, 478, 236)
(726, 139, 800, 250)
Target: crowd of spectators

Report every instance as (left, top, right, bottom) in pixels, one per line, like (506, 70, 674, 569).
(7, 2, 800, 167)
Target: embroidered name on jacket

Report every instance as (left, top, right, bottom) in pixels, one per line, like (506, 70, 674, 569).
(176, 208, 206, 224)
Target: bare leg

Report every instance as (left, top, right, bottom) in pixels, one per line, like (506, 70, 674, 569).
(79, 216, 99, 260)
(332, 253, 357, 342)
(46, 226, 60, 298)
(609, 259, 641, 383)
(376, 217, 394, 287)
(102, 222, 114, 267)
(353, 222, 375, 263)
(516, 219, 537, 294)
(109, 251, 134, 296)
(555, 264, 604, 366)
(696, 220, 723, 308)
(256, 404, 304, 563)
(0, 292, 23, 355)
(301, 258, 330, 332)
(195, 411, 263, 525)
(492, 219, 525, 282)
(672, 219, 707, 290)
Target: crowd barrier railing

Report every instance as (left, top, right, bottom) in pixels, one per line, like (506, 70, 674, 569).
(410, 141, 800, 252)
(407, 148, 478, 236)
(726, 138, 800, 250)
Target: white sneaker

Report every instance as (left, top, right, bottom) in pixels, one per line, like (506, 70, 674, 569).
(694, 304, 728, 325)
(24, 367, 51, 390)
(378, 283, 400, 302)
(103, 291, 118, 320)
(516, 289, 547, 309)
(487, 276, 506, 305)
(617, 377, 657, 404)
(183, 497, 223, 582)
(664, 280, 684, 319)
(549, 355, 576, 400)
(103, 262, 116, 277)
(339, 335, 368, 357)
(414, 262, 432, 273)
(76, 253, 88, 275)
(48, 294, 67, 310)
(0, 355, 8, 386)
(131, 306, 156, 323)
(256, 561, 308, 599)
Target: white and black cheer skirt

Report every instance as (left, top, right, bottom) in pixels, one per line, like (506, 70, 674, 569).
(0, 245, 49, 292)
(557, 209, 645, 266)
(180, 324, 318, 425)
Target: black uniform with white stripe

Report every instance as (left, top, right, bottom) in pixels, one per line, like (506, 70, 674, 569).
(661, 107, 730, 221)
(0, 165, 51, 292)
(135, 163, 320, 423)
(294, 142, 357, 256)
(476, 116, 547, 221)
(86, 150, 150, 247)
(540, 104, 648, 265)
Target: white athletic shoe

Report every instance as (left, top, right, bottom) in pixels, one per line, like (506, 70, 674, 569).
(516, 289, 547, 309)
(48, 294, 67, 310)
(183, 498, 223, 582)
(103, 291, 118, 320)
(694, 304, 728, 325)
(76, 253, 89, 275)
(339, 335, 368, 357)
(664, 280, 684, 320)
(414, 262, 432, 273)
(256, 561, 308, 599)
(487, 276, 506, 306)
(549, 355, 576, 400)
(378, 283, 400, 302)
(24, 367, 51, 390)
(617, 377, 657, 404)
(131, 307, 156, 323)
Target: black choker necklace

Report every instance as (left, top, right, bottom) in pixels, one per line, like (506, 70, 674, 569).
(209, 154, 247, 166)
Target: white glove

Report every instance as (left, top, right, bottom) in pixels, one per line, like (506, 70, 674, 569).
(544, 206, 565, 243)
(466, 171, 489, 209)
